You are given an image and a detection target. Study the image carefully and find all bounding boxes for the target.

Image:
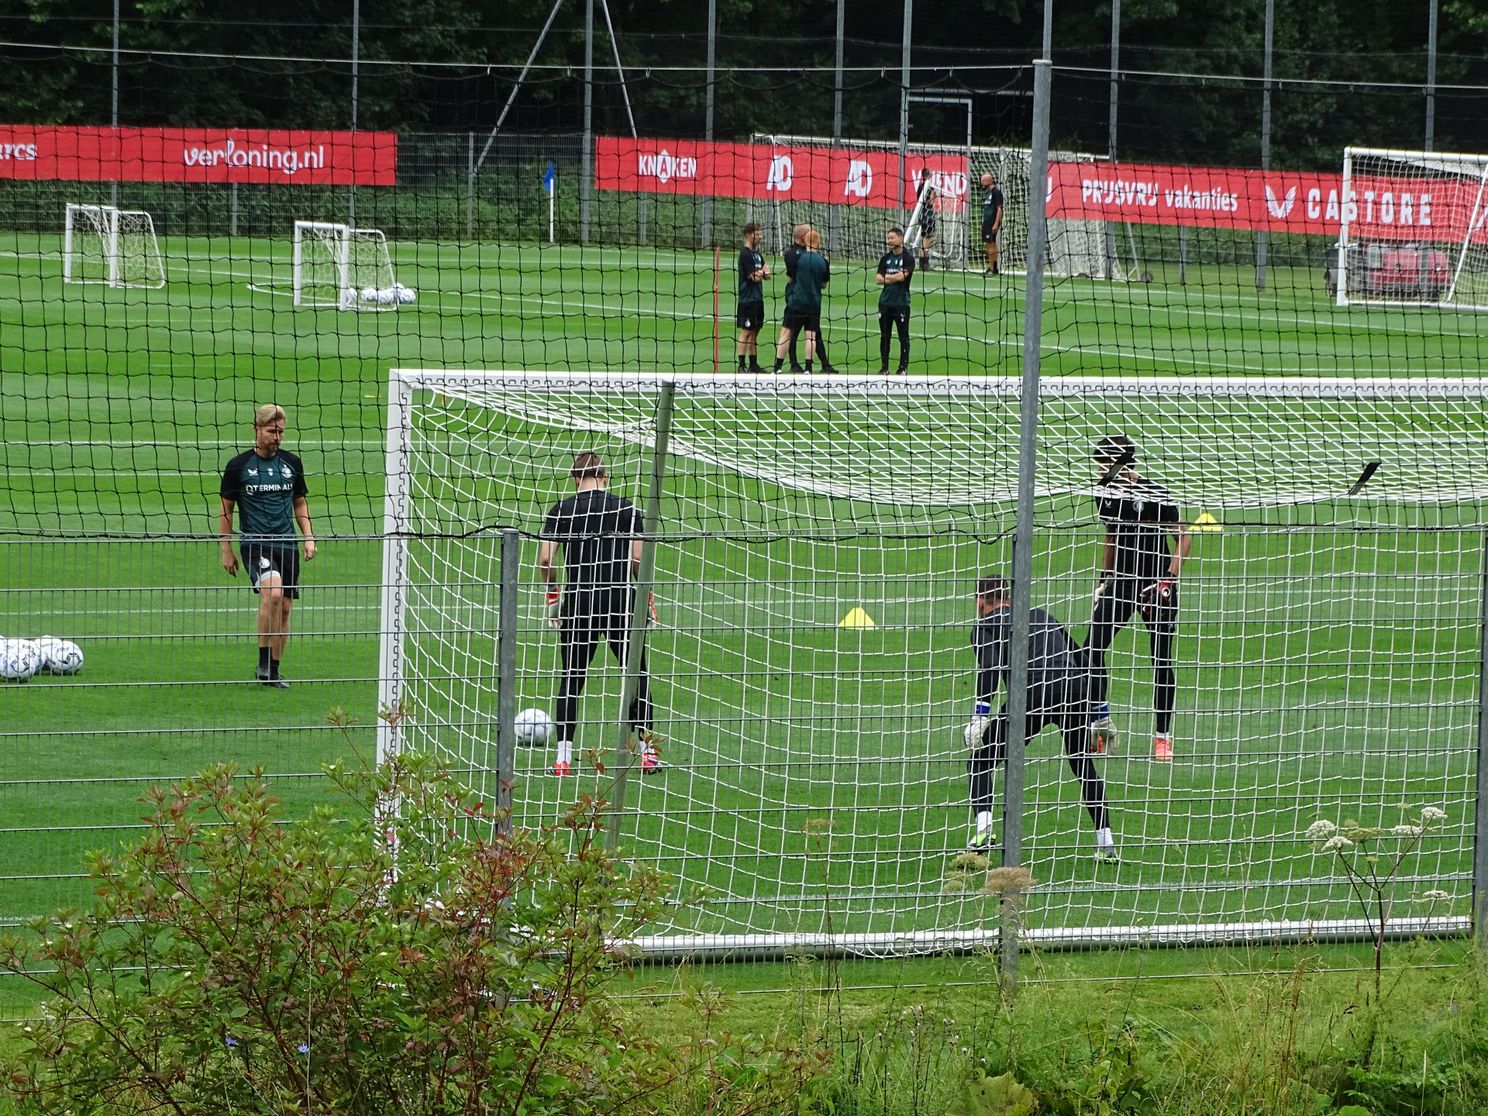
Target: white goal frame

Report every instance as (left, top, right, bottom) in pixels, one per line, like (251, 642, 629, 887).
(379, 369, 1486, 960)
(62, 203, 165, 289)
(1337, 146, 1488, 311)
(275, 220, 399, 311)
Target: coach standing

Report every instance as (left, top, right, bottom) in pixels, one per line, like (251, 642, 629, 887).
(219, 403, 316, 689)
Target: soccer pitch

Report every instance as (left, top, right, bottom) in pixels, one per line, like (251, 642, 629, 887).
(1, 230, 1485, 951)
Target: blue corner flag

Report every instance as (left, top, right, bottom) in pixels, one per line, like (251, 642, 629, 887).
(542, 160, 557, 194)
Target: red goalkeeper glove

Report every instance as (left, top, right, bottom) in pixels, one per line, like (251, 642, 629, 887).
(545, 590, 561, 628)
(1139, 578, 1175, 620)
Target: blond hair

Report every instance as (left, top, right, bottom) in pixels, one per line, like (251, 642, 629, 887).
(253, 404, 286, 428)
(804, 228, 822, 250)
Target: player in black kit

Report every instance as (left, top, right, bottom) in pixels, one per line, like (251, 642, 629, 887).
(963, 576, 1117, 860)
(1083, 434, 1192, 761)
(537, 452, 660, 776)
(736, 222, 770, 372)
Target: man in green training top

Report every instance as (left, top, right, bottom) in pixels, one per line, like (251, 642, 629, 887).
(219, 404, 316, 688)
(773, 228, 832, 373)
(875, 226, 915, 374)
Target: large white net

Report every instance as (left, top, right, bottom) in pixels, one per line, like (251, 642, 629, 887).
(380, 371, 1484, 955)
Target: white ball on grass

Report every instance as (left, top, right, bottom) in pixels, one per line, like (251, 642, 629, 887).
(514, 707, 554, 748)
(47, 639, 84, 675)
(359, 286, 378, 303)
(0, 639, 41, 682)
(395, 285, 417, 304)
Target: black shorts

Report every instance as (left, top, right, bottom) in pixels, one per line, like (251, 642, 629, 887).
(981, 221, 1000, 244)
(782, 308, 820, 333)
(736, 301, 765, 331)
(920, 211, 937, 236)
(241, 543, 300, 599)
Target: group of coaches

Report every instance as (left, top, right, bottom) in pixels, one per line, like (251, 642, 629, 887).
(735, 171, 1006, 376)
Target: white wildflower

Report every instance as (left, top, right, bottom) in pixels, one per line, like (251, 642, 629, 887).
(1421, 889, 1451, 902)
(1391, 824, 1423, 837)
(1304, 820, 1338, 840)
(1321, 835, 1354, 852)
(1420, 806, 1447, 823)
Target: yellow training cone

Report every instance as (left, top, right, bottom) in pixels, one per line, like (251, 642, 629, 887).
(1191, 512, 1222, 533)
(839, 607, 877, 629)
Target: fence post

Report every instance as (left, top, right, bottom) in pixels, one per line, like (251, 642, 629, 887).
(496, 530, 520, 836)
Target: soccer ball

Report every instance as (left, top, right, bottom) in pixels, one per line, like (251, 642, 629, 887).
(43, 638, 84, 675)
(0, 639, 41, 682)
(360, 286, 378, 303)
(394, 284, 417, 304)
(375, 286, 397, 305)
(514, 707, 555, 748)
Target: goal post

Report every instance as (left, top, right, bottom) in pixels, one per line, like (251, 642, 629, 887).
(62, 203, 166, 289)
(1337, 146, 1488, 310)
(747, 134, 1131, 278)
(252, 220, 402, 310)
(380, 370, 1481, 959)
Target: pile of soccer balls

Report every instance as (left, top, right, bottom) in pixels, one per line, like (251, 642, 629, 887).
(0, 636, 83, 682)
(358, 282, 417, 306)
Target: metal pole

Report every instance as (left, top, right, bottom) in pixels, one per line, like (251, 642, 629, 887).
(1002, 55, 1052, 1000)
(1107, 0, 1119, 159)
(496, 530, 520, 837)
(833, 0, 845, 141)
(829, 0, 845, 253)
(466, 132, 475, 239)
(349, 0, 360, 224)
(1426, 0, 1439, 151)
(1474, 529, 1488, 949)
(702, 0, 717, 248)
(607, 382, 676, 851)
(580, 0, 594, 244)
(898, 0, 912, 214)
(1256, 0, 1274, 292)
(110, 0, 119, 209)
(230, 183, 238, 237)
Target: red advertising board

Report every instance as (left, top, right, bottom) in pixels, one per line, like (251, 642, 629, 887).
(597, 136, 1486, 244)
(595, 136, 969, 211)
(0, 126, 397, 185)
(1047, 161, 1487, 243)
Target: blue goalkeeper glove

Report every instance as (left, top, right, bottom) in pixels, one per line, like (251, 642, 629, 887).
(963, 701, 992, 750)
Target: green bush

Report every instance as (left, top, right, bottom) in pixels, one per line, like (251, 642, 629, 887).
(0, 724, 824, 1115)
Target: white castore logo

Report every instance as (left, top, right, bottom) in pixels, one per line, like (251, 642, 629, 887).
(1265, 185, 1298, 219)
(766, 154, 794, 192)
(844, 159, 874, 198)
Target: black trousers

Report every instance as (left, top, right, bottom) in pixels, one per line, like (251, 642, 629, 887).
(1085, 576, 1179, 736)
(967, 678, 1109, 832)
(878, 309, 910, 368)
(555, 590, 653, 746)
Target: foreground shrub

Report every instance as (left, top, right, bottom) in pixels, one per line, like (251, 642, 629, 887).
(1, 739, 823, 1115)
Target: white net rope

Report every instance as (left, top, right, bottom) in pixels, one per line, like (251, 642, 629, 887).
(383, 371, 1483, 953)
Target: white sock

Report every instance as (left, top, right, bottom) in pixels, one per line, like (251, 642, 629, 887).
(557, 739, 573, 764)
(975, 810, 995, 834)
(1096, 827, 1115, 849)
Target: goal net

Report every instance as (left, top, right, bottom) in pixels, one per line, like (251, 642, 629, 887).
(1336, 146, 1488, 310)
(748, 134, 1133, 278)
(381, 371, 1480, 958)
(285, 220, 399, 311)
(62, 203, 165, 289)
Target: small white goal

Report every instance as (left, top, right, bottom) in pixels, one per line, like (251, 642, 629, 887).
(288, 220, 401, 311)
(62, 203, 165, 289)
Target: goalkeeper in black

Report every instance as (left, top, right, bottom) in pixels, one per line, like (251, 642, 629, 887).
(537, 452, 659, 777)
(735, 222, 770, 372)
(874, 226, 915, 374)
(1084, 434, 1192, 761)
(964, 576, 1117, 861)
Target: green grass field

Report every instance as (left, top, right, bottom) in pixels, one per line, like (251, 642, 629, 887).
(2, 228, 1486, 963)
